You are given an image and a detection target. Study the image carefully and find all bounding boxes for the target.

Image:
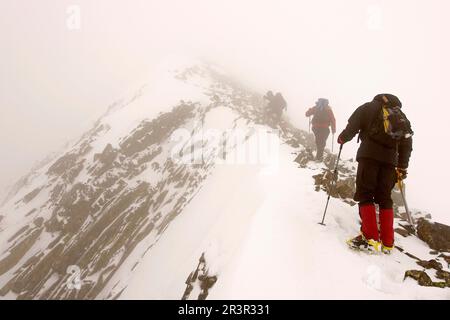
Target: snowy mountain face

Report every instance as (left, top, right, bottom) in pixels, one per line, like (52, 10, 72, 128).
(0, 59, 449, 300)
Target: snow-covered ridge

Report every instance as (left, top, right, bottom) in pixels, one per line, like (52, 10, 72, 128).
(0, 58, 267, 299)
(0, 58, 448, 300)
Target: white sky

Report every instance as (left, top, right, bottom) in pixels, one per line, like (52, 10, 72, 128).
(1, 0, 449, 222)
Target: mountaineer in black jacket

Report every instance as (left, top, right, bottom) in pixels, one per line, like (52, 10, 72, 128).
(338, 94, 413, 254)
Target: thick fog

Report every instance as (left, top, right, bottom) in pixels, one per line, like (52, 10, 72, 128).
(1, 0, 449, 223)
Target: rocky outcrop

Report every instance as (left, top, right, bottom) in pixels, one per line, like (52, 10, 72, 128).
(397, 222, 450, 288)
(404, 252, 450, 288)
(404, 270, 447, 288)
(119, 104, 195, 157)
(182, 253, 217, 300)
(312, 170, 356, 205)
(416, 218, 450, 252)
(417, 259, 443, 270)
(294, 148, 314, 168)
(439, 254, 450, 268)
(22, 187, 43, 204)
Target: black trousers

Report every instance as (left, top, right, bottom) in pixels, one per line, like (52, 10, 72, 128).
(312, 127, 330, 160)
(354, 158, 397, 209)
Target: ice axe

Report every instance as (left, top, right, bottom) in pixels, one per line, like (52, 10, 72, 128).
(319, 144, 343, 226)
(396, 171, 415, 230)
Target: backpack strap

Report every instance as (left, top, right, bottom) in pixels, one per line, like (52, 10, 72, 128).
(382, 106, 391, 133)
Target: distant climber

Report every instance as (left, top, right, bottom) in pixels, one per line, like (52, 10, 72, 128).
(263, 90, 275, 106)
(305, 98, 336, 161)
(264, 91, 287, 124)
(338, 94, 413, 254)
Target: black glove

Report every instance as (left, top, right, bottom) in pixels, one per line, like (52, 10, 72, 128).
(397, 168, 408, 180)
(337, 134, 345, 145)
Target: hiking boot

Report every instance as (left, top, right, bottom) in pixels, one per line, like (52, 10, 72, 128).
(381, 243, 394, 255)
(347, 234, 381, 253)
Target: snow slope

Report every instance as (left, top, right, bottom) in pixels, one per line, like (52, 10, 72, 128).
(121, 144, 449, 300)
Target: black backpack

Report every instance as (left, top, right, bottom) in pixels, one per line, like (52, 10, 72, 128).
(368, 104, 413, 148)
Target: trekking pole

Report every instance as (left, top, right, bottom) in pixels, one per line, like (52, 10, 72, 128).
(332, 133, 335, 153)
(396, 171, 415, 229)
(319, 144, 343, 226)
(308, 116, 311, 134)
